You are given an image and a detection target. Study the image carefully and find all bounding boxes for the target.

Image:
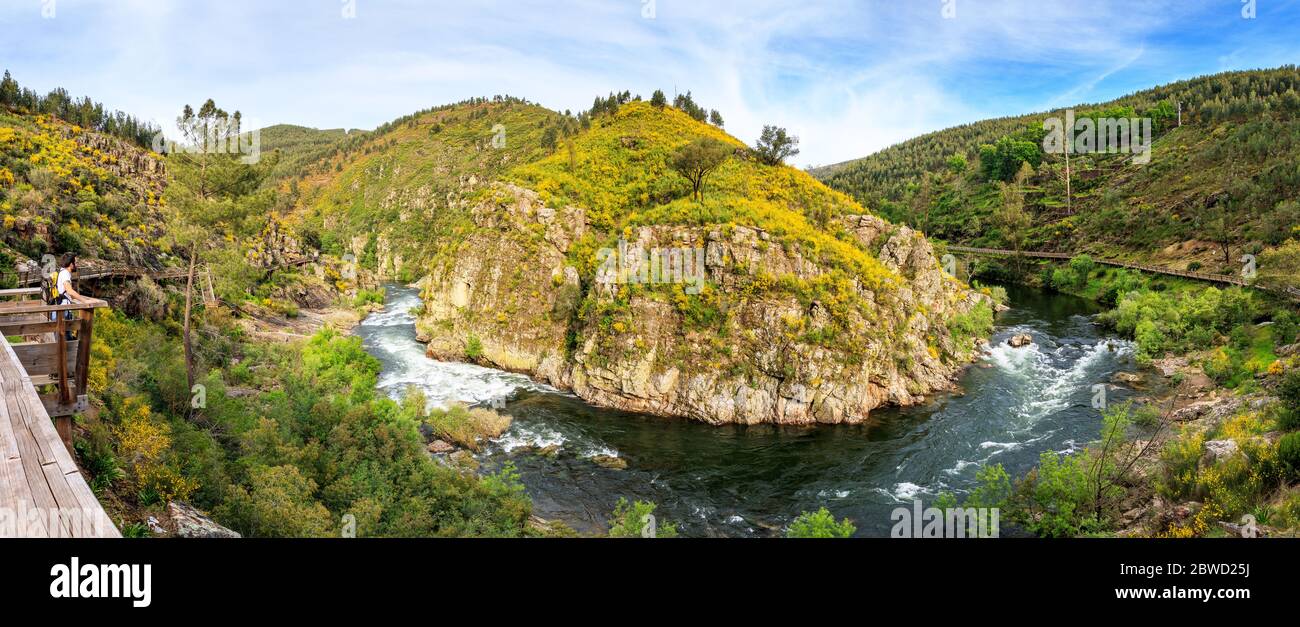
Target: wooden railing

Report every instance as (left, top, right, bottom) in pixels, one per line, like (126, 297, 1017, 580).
(944, 246, 1299, 301)
(0, 291, 118, 537)
(0, 291, 108, 447)
(1, 255, 317, 288)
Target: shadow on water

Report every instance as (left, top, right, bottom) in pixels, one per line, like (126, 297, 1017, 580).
(357, 283, 1136, 537)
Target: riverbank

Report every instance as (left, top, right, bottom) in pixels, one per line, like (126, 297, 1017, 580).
(963, 257, 1300, 537)
(359, 283, 1138, 536)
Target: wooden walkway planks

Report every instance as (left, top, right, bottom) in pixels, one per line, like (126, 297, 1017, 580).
(0, 328, 119, 538)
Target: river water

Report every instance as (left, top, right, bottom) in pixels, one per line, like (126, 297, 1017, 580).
(355, 284, 1136, 537)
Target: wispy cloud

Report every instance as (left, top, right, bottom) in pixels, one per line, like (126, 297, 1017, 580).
(1, 0, 1297, 166)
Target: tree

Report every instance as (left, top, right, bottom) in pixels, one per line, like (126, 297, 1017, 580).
(708, 109, 724, 127)
(650, 90, 667, 109)
(0, 71, 18, 106)
(753, 125, 800, 166)
(673, 91, 708, 121)
(671, 137, 731, 202)
(979, 134, 1042, 182)
(994, 162, 1034, 273)
(164, 99, 267, 406)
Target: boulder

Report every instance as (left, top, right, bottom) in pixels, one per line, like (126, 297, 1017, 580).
(427, 440, 455, 454)
(1200, 439, 1240, 467)
(1008, 334, 1033, 348)
(168, 502, 241, 539)
(1111, 372, 1144, 386)
(591, 454, 628, 470)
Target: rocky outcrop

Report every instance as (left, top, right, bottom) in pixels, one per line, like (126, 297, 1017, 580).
(417, 185, 993, 426)
(167, 502, 241, 538)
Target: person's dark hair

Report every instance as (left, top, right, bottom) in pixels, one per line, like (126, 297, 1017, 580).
(59, 253, 77, 269)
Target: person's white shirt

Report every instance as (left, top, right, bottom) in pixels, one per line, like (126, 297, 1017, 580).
(57, 268, 73, 301)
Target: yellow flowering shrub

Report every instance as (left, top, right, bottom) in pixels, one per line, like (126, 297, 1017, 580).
(113, 397, 197, 503)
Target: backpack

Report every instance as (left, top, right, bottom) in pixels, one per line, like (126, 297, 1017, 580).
(41, 270, 61, 305)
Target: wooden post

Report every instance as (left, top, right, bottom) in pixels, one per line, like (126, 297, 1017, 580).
(55, 313, 73, 452)
(55, 315, 71, 406)
(75, 308, 93, 401)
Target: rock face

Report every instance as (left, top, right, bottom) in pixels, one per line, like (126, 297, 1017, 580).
(418, 185, 993, 426)
(168, 502, 241, 539)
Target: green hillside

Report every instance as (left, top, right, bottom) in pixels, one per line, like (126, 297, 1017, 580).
(0, 106, 168, 285)
(257, 124, 359, 181)
(815, 66, 1300, 288)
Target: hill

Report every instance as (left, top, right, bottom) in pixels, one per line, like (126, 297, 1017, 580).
(256, 124, 361, 181)
(0, 105, 168, 286)
(814, 66, 1300, 290)
(289, 98, 996, 425)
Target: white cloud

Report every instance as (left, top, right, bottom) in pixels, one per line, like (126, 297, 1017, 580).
(0, 0, 1293, 165)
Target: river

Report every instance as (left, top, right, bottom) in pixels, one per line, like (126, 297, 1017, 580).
(355, 284, 1136, 537)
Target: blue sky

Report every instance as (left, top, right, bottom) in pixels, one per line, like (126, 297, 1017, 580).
(2, 0, 1298, 167)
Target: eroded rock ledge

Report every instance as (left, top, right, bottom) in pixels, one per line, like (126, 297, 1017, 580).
(416, 185, 993, 426)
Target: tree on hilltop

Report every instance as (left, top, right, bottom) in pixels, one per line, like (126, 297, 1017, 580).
(754, 125, 800, 166)
(672, 137, 731, 203)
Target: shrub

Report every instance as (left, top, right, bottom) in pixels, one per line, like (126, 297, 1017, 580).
(787, 507, 856, 538)
(608, 498, 678, 538)
(1279, 369, 1300, 431)
(1280, 433, 1300, 480)
(424, 403, 512, 451)
(465, 334, 484, 360)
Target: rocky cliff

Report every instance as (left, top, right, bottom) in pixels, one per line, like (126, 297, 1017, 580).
(292, 99, 996, 426)
(418, 184, 993, 426)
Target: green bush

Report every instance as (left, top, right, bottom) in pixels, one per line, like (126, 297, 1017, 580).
(1280, 433, 1300, 480)
(608, 498, 678, 538)
(787, 507, 856, 538)
(1279, 369, 1300, 431)
(466, 334, 484, 360)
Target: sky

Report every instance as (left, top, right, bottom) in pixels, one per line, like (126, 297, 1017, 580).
(2, 0, 1298, 168)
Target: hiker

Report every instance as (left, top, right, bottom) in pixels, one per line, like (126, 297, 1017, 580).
(47, 253, 86, 340)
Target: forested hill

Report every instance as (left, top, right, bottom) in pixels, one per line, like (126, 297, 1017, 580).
(813, 66, 1300, 290)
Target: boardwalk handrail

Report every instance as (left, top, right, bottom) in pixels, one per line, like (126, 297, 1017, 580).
(942, 246, 1296, 298)
(1, 295, 118, 537)
(1, 255, 318, 287)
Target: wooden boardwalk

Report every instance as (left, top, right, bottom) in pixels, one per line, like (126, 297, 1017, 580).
(945, 246, 1300, 301)
(3, 256, 317, 288)
(0, 292, 118, 537)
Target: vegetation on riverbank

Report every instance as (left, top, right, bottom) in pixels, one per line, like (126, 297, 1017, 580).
(965, 253, 1299, 537)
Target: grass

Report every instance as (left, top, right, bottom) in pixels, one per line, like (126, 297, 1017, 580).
(423, 403, 513, 451)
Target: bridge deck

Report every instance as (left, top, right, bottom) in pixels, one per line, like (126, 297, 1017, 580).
(0, 295, 118, 537)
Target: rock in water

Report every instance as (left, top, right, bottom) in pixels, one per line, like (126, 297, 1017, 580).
(1111, 372, 1144, 386)
(591, 455, 628, 470)
(168, 502, 241, 539)
(1008, 334, 1033, 348)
